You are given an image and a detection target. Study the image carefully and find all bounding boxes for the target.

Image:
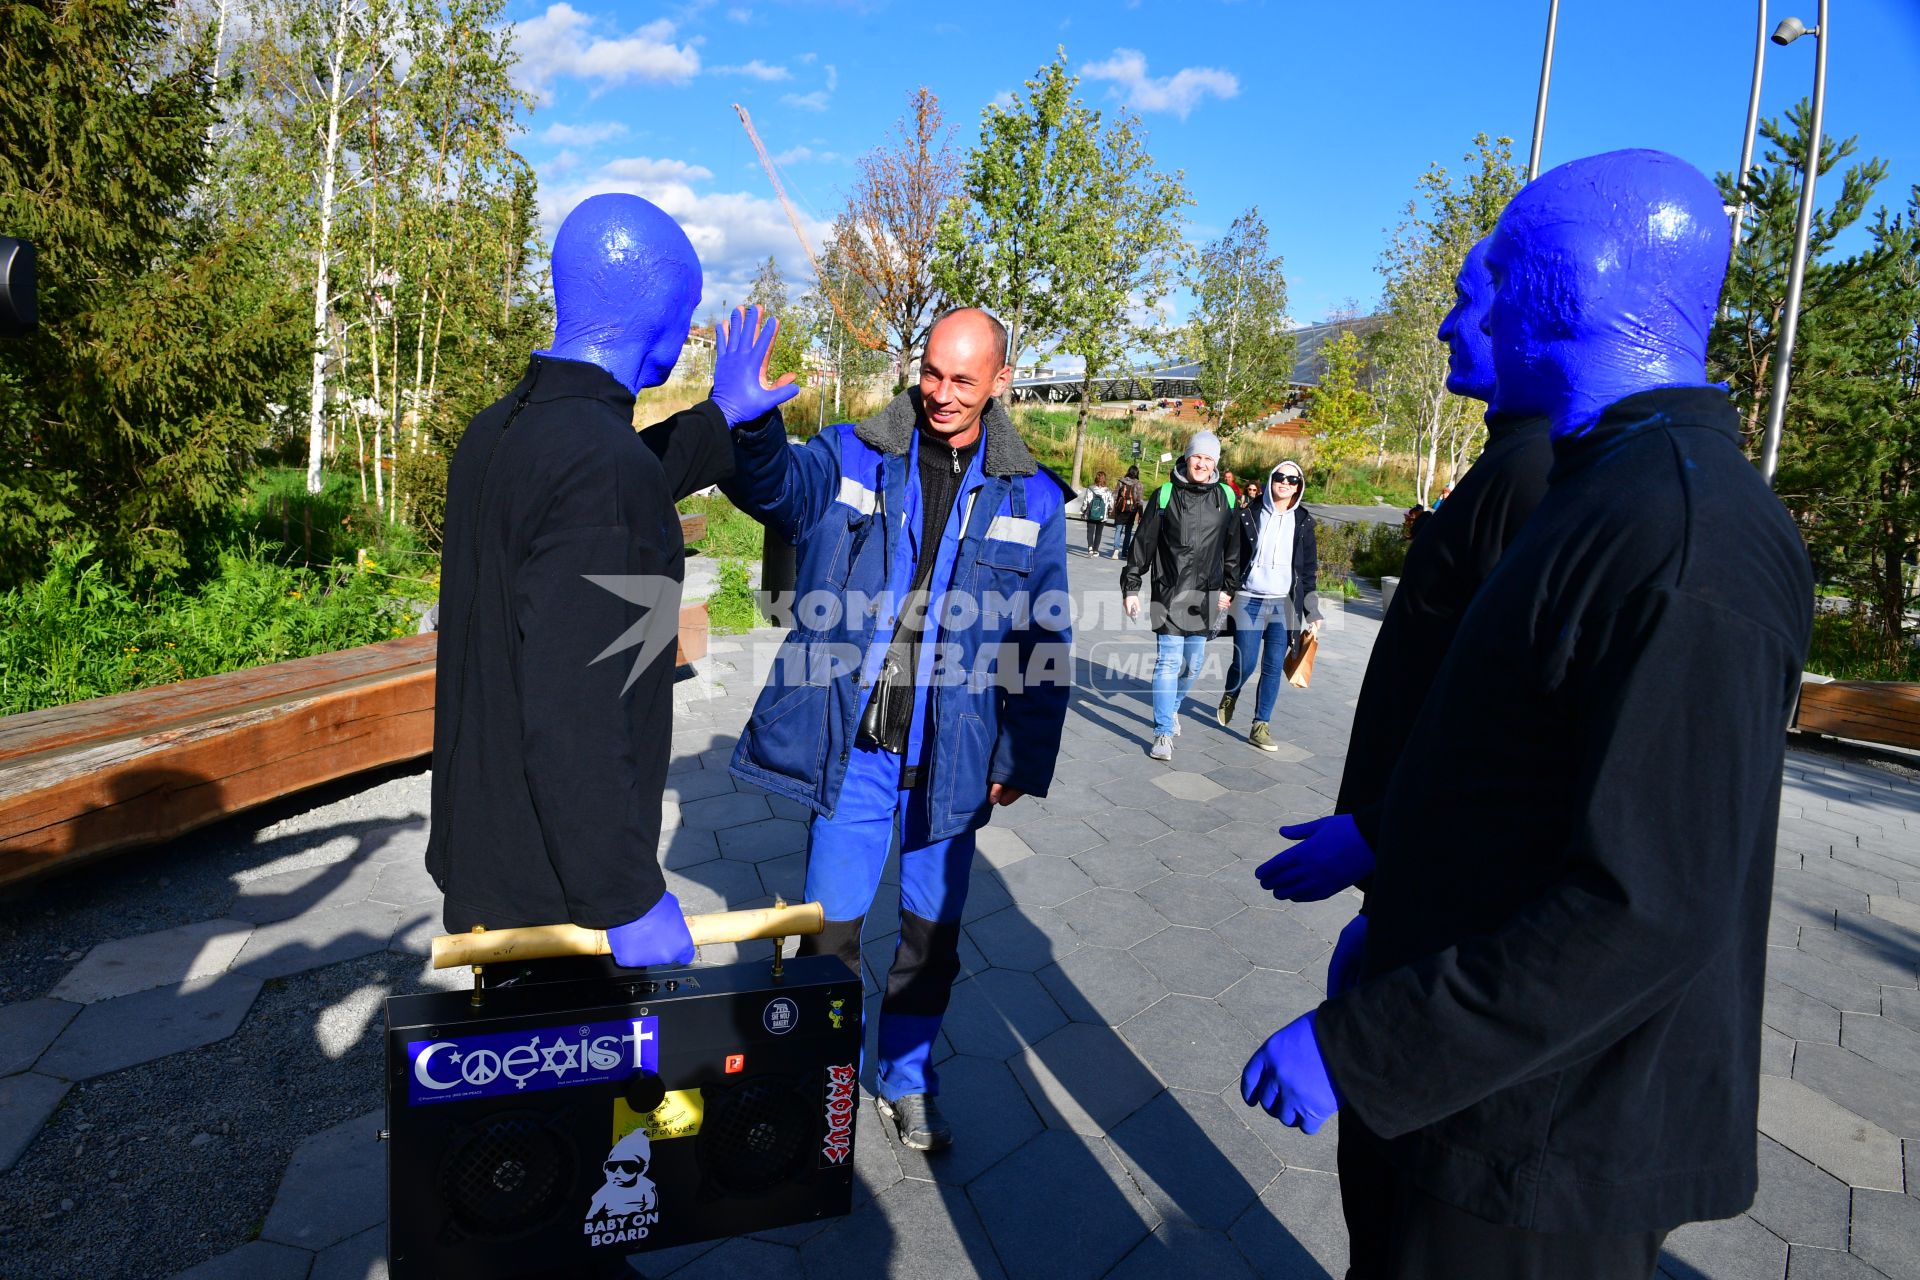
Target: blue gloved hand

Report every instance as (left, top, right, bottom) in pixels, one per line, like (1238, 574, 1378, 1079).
(1241, 1010, 1340, 1134)
(710, 304, 800, 426)
(606, 891, 696, 967)
(1256, 813, 1375, 903)
(1326, 914, 1367, 998)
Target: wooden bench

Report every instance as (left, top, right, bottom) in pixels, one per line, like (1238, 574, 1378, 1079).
(0, 513, 718, 888)
(1793, 679, 1920, 752)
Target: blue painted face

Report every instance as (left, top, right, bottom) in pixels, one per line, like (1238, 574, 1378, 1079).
(540, 193, 702, 394)
(1436, 238, 1497, 405)
(1483, 148, 1730, 438)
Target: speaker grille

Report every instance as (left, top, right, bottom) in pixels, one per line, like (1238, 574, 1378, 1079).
(701, 1077, 810, 1197)
(439, 1113, 576, 1239)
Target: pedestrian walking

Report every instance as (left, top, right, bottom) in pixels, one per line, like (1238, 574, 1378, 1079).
(1122, 431, 1242, 761)
(1217, 460, 1320, 752)
(1080, 471, 1114, 557)
(1113, 464, 1145, 559)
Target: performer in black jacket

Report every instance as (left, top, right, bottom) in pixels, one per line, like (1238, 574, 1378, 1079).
(426, 194, 796, 969)
(1240, 150, 1813, 1277)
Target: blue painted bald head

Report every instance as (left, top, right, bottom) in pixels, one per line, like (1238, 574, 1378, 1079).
(1484, 148, 1729, 438)
(1436, 238, 1498, 406)
(542, 193, 702, 394)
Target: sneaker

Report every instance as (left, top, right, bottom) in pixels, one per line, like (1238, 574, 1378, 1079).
(1150, 734, 1174, 760)
(875, 1092, 952, 1152)
(1218, 692, 1237, 726)
(1172, 717, 1182, 736)
(1249, 721, 1278, 752)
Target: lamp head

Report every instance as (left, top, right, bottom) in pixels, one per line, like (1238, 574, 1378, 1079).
(1771, 16, 1811, 45)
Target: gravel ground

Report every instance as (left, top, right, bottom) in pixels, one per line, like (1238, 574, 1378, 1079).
(0, 763, 446, 1278)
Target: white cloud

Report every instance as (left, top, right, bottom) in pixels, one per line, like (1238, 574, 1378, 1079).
(513, 4, 701, 98)
(712, 59, 789, 80)
(537, 153, 833, 315)
(824, 63, 838, 92)
(538, 119, 629, 146)
(797, 51, 817, 64)
(769, 145, 842, 165)
(1081, 49, 1238, 120)
(780, 89, 830, 112)
(726, 6, 752, 21)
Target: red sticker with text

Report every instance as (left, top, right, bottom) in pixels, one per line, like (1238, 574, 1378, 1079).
(821, 1063, 856, 1166)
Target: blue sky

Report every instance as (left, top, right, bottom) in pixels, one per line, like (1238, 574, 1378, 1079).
(508, 0, 1920, 338)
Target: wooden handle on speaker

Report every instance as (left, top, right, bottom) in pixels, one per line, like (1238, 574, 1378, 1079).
(428, 901, 827, 970)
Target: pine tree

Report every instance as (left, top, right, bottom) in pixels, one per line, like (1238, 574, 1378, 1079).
(0, 0, 306, 587)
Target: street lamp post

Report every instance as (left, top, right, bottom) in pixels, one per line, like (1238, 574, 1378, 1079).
(1527, 0, 1562, 182)
(1758, 3, 1828, 488)
(1730, 0, 1768, 248)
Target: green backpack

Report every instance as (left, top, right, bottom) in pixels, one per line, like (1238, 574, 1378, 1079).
(1086, 491, 1108, 522)
(1156, 481, 1237, 509)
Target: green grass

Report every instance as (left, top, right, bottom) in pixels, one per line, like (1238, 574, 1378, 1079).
(679, 493, 766, 561)
(1805, 612, 1920, 682)
(0, 541, 413, 716)
(706, 558, 764, 635)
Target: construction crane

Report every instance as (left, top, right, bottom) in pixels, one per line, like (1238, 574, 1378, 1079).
(732, 102, 885, 352)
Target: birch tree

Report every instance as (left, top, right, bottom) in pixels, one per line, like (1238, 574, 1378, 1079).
(1186, 209, 1291, 434)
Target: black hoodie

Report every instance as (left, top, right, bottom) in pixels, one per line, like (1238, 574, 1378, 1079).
(1120, 461, 1243, 635)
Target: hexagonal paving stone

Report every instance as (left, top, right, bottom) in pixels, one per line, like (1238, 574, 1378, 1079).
(756, 850, 808, 903)
(51, 920, 253, 1005)
(1073, 843, 1170, 892)
(1204, 765, 1283, 794)
(232, 902, 403, 980)
(37, 974, 263, 1081)
(1109, 1087, 1283, 1231)
(1140, 874, 1245, 928)
(679, 791, 773, 831)
(799, 1175, 1006, 1278)
(1013, 815, 1107, 858)
(1791, 1041, 1920, 1139)
(997, 856, 1096, 909)
(960, 866, 1015, 925)
(1039, 946, 1167, 1028)
(1151, 798, 1233, 835)
(939, 968, 1069, 1062)
(1085, 807, 1174, 847)
(229, 856, 386, 925)
(365, 857, 441, 909)
(662, 826, 722, 870)
(667, 858, 766, 915)
(1213, 907, 1332, 974)
(665, 769, 738, 804)
(0, 1072, 70, 1172)
(717, 817, 808, 863)
(1120, 994, 1255, 1093)
(261, 1109, 387, 1250)
(1147, 833, 1237, 878)
(1661, 1212, 1788, 1280)
(968, 1129, 1156, 1280)
(1131, 927, 1254, 999)
(1152, 771, 1227, 803)
(1009, 1022, 1163, 1135)
(975, 824, 1036, 871)
(1286, 894, 1363, 946)
(966, 905, 1082, 972)
(1056, 887, 1171, 950)
(1749, 1135, 1851, 1249)
(171, 1241, 314, 1280)
(1217, 967, 1327, 1042)
(0, 999, 80, 1077)
(1227, 1169, 1349, 1278)
(1848, 1189, 1920, 1280)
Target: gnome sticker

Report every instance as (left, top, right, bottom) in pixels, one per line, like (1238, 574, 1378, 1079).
(584, 1129, 661, 1247)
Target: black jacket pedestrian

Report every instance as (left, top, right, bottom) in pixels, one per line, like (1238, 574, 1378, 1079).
(1314, 388, 1812, 1234)
(426, 356, 735, 931)
(1235, 490, 1322, 630)
(1121, 463, 1242, 635)
(1336, 414, 1553, 837)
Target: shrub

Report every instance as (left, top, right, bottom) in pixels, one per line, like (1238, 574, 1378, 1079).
(706, 558, 764, 635)
(1350, 522, 1409, 580)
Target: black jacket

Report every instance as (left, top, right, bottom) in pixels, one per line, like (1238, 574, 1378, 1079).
(1314, 388, 1812, 1234)
(1336, 415, 1553, 835)
(426, 356, 735, 931)
(1121, 464, 1243, 635)
(1235, 495, 1321, 630)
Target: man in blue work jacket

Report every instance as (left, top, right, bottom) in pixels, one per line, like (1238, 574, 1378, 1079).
(724, 307, 1072, 1152)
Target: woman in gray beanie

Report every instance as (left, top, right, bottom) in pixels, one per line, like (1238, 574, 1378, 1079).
(1121, 430, 1242, 760)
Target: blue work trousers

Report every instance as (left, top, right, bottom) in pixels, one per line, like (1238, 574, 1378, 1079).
(799, 745, 975, 1100)
(1152, 633, 1210, 736)
(1225, 595, 1296, 723)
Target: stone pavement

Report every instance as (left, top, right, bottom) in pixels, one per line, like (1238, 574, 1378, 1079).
(0, 547, 1917, 1279)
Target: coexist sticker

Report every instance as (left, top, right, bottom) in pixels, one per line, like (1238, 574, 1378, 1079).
(405, 1017, 659, 1106)
(763, 997, 798, 1036)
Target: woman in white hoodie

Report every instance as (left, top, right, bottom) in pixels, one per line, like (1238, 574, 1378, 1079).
(1218, 459, 1321, 750)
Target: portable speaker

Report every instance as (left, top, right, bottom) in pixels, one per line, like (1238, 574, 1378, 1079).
(384, 954, 862, 1278)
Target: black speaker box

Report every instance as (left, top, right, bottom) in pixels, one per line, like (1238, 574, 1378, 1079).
(384, 955, 863, 1278)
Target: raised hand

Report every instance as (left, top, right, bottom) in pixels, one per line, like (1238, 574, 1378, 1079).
(1255, 813, 1375, 903)
(607, 890, 697, 967)
(710, 304, 800, 426)
(1241, 1011, 1340, 1134)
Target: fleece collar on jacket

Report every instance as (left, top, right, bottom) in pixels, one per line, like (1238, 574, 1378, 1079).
(855, 388, 1039, 478)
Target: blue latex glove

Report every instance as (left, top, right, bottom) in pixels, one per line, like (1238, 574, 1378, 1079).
(606, 891, 696, 967)
(710, 304, 800, 426)
(1256, 813, 1375, 903)
(1241, 1011, 1340, 1134)
(1326, 914, 1367, 998)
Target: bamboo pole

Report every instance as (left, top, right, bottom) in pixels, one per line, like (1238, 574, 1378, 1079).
(430, 902, 826, 970)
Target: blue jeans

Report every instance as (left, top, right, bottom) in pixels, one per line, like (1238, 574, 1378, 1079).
(802, 746, 975, 1099)
(1152, 633, 1209, 736)
(1225, 595, 1294, 723)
